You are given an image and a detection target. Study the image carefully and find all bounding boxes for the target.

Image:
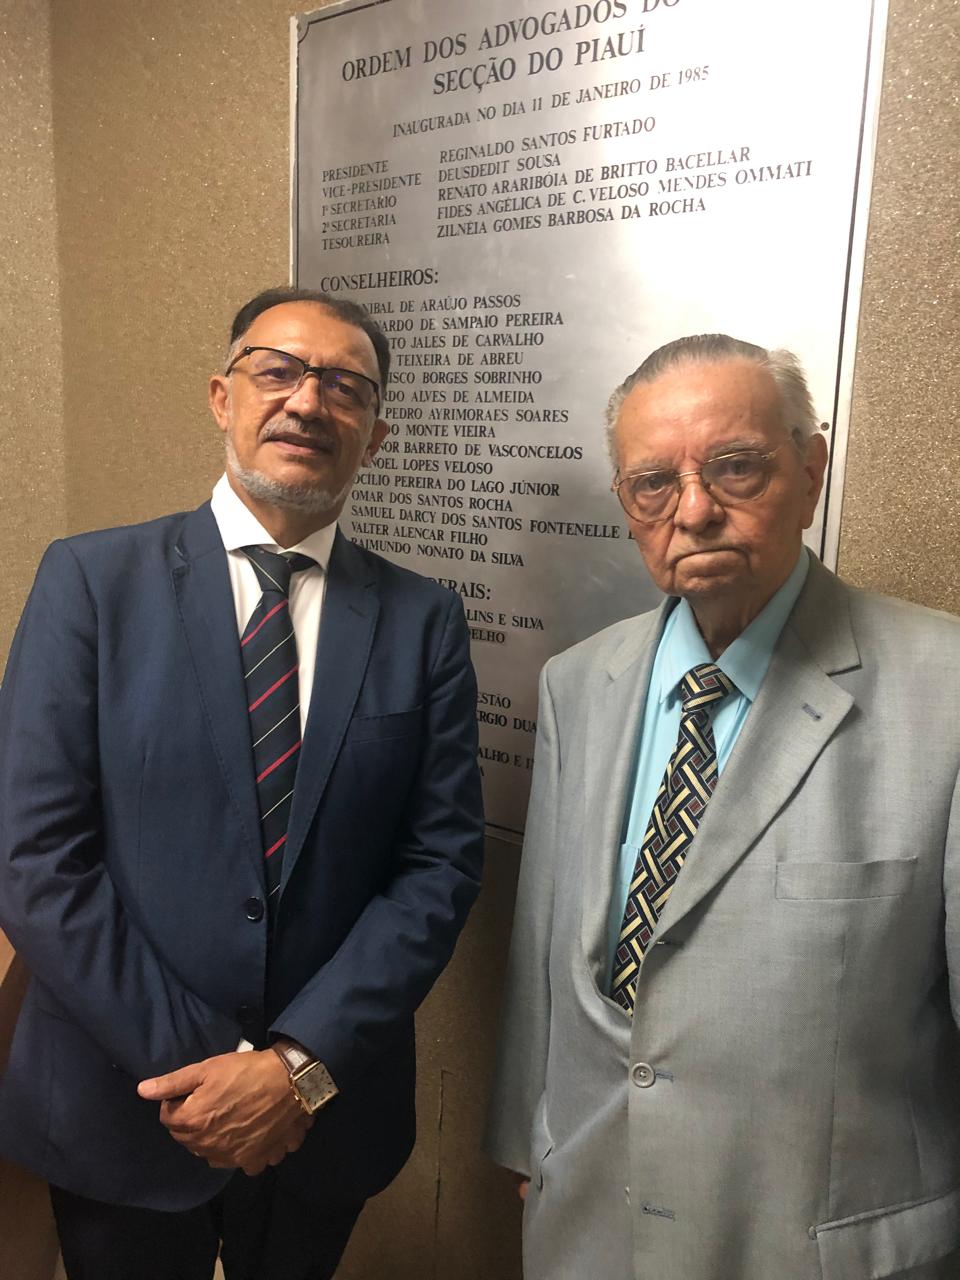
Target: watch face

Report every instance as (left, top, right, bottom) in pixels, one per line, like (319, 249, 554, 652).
(296, 1063, 338, 1113)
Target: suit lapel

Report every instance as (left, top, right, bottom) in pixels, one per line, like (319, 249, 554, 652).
(171, 504, 263, 875)
(655, 558, 861, 937)
(579, 602, 671, 974)
(280, 531, 379, 893)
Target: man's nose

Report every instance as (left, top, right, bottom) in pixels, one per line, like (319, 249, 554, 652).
(282, 372, 327, 419)
(672, 474, 724, 531)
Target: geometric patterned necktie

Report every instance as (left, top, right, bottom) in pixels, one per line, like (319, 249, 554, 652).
(239, 546, 315, 918)
(610, 662, 734, 1013)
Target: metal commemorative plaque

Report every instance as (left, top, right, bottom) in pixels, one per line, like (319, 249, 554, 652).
(293, 0, 887, 839)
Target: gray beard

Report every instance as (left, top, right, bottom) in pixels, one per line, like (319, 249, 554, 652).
(224, 421, 353, 516)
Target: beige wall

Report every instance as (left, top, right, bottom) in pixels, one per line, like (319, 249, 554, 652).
(49, 0, 295, 536)
(0, 11, 63, 1266)
(0, 0, 957, 1275)
(0, 0, 65, 663)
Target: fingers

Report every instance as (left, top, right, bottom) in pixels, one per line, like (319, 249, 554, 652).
(178, 1121, 307, 1169)
(285, 1130, 307, 1155)
(138, 1062, 205, 1101)
(157, 1098, 201, 1138)
(159, 1098, 188, 1124)
(153, 1076, 315, 1172)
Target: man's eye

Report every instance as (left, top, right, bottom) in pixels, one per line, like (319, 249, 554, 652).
(257, 364, 295, 382)
(712, 454, 759, 479)
(633, 471, 673, 495)
(326, 375, 364, 404)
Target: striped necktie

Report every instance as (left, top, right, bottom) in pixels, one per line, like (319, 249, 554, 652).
(610, 663, 734, 1013)
(240, 546, 314, 914)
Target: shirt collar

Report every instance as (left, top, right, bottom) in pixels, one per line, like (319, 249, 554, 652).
(210, 473, 337, 570)
(657, 548, 810, 706)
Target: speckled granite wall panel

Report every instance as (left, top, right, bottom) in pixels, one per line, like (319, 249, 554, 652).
(837, 0, 960, 614)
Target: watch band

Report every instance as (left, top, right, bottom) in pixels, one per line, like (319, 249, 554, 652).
(271, 1039, 316, 1075)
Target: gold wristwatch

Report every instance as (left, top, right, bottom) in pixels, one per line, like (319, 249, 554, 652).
(271, 1039, 339, 1115)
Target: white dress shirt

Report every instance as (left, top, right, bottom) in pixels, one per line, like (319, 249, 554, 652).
(209, 473, 337, 735)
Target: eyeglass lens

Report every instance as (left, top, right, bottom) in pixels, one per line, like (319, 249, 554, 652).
(619, 451, 771, 521)
(243, 350, 376, 411)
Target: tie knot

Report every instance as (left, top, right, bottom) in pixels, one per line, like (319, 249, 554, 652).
(242, 546, 315, 597)
(679, 663, 734, 713)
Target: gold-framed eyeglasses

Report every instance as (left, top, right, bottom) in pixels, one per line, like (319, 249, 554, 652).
(613, 445, 786, 524)
(225, 346, 380, 415)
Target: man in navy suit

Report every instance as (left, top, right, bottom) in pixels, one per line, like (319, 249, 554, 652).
(0, 287, 484, 1279)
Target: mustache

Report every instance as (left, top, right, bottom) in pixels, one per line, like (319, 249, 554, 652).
(259, 414, 337, 448)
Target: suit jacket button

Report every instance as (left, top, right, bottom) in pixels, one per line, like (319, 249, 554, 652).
(631, 1062, 656, 1088)
(244, 897, 264, 922)
(237, 1003, 257, 1027)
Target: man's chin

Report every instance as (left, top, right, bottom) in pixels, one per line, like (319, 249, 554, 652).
(230, 462, 344, 516)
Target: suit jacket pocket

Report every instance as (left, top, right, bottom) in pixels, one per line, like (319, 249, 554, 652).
(344, 706, 423, 744)
(775, 857, 917, 901)
(813, 1184, 960, 1279)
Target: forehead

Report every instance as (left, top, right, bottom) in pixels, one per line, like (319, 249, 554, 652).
(615, 358, 784, 466)
(240, 302, 378, 380)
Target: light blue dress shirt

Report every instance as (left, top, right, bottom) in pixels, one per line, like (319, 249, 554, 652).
(606, 549, 811, 983)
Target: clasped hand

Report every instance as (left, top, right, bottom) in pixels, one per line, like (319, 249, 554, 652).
(138, 1050, 312, 1176)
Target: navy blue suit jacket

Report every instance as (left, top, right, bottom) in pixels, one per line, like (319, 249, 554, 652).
(0, 502, 484, 1209)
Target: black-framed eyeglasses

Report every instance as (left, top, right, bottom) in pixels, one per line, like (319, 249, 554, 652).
(613, 445, 786, 524)
(225, 346, 380, 414)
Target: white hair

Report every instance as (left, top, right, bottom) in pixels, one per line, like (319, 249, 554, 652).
(604, 334, 822, 469)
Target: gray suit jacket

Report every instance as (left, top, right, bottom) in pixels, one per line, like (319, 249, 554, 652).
(486, 557, 960, 1280)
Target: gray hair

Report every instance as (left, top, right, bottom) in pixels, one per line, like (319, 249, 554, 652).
(225, 285, 391, 390)
(604, 334, 821, 469)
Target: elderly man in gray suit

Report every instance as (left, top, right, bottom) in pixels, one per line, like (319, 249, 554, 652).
(485, 335, 960, 1280)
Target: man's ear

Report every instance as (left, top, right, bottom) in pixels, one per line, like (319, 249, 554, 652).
(362, 419, 391, 466)
(800, 431, 829, 529)
(208, 375, 231, 434)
